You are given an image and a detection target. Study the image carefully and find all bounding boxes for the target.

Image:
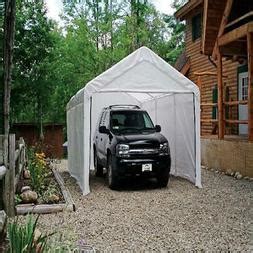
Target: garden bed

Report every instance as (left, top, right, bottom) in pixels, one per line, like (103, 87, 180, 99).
(15, 150, 75, 214)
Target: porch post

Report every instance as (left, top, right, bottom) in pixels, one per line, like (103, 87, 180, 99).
(217, 48, 224, 139)
(247, 32, 253, 141)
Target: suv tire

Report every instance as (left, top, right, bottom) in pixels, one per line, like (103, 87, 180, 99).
(94, 150, 103, 177)
(157, 168, 170, 188)
(107, 154, 118, 189)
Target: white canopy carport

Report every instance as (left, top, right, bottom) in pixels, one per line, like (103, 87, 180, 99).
(67, 46, 201, 195)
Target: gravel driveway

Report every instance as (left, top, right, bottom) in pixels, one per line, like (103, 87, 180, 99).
(35, 160, 252, 251)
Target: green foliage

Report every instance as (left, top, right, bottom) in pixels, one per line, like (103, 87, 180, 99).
(11, 0, 57, 125)
(27, 149, 47, 194)
(7, 215, 50, 253)
(10, 0, 186, 127)
(172, 0, 187, 10)
(14, 194, 22, 205)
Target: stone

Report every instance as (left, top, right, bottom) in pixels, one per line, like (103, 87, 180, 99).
(249, 178, 253, 181)
(0, 210, 6, 234)
(236, 174, 242, 180)
(20, 190, 38, 204)
(225, 169, 232, 175)
(21, 186, 31, 193)
(234, 172, 240, 178)
(34, 229, 42, 242)
(23, 169, 31, 179)
(48, 194, 60, 203)
(0, 166, 7, 180)
(244, 176, 249, 180)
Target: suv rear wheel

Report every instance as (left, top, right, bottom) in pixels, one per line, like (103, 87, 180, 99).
(94, 149, 103, 177)
(107, 154, 118, 189)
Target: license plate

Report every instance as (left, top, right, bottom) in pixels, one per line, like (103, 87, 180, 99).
(142, 163, 152, 172)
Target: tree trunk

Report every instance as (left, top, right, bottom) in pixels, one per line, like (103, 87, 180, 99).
(95, 0, 99, 51)
(136, 0, 140, 48)
(110, 0, 113, 54)
(38, 97, 44, 141)
(3, 0, 16, 136)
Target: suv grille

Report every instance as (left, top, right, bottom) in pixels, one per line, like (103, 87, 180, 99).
(129, 143, 159, 149)
(128, 142, 160, 158)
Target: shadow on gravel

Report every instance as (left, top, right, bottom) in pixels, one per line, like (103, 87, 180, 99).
(90, 174, 164, 192)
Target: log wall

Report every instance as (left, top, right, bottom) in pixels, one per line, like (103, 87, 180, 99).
(185, 11, 241, 136)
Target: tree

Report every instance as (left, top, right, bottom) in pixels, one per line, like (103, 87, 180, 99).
(11, 0, 56, 138)
(47, 19, 97, 123)
(163, 0, 186, 64)
(0, 1, 5, 134)
(163, 13, 185, 64)
(8, 0, 187, 131)
(3, 0, 16, 136)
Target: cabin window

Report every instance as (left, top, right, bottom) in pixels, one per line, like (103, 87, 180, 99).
(212, 85, 218, 119)
(192, 13, 202, 41)
(241, 77, 248, 100)
(225, 86, 230, 119)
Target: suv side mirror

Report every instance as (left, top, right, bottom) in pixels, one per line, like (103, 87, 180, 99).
(155, 125, 161, 132)
(99, 126, 110, 134)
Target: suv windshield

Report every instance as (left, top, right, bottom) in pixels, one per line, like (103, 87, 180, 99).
(110, 110, 155, 134)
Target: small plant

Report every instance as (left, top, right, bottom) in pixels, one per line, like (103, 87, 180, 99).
(7, 215, 52, 253)
(14, 194, 22, 205)
(28, 148, 47, 194)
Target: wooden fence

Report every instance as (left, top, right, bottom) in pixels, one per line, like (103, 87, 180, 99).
(0, 134, 26, 216)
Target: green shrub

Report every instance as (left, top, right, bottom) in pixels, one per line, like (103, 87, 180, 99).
(7, 215, 51, 253)
(27, 148, 47, 194)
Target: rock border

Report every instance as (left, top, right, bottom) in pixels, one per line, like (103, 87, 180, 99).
(201, 165, 253, 181)
(16, 163, 75, 215)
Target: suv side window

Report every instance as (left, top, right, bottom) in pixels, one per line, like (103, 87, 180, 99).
(99, 111, 107, 127)
(104, 111, 110, 128)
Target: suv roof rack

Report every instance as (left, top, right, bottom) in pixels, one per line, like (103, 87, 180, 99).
(108, 104, 140, 109)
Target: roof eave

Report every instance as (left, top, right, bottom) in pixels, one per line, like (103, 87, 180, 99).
(175, 0, 203, 21)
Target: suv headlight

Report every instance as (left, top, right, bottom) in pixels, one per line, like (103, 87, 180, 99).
(116, 144, 130, 157)
(159, 142, 169, 156)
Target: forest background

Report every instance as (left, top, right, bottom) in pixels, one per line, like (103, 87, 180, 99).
(0, 0, 186, 134)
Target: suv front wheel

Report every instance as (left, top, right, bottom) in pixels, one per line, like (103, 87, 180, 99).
(107, 154, 118, 189)
(157, 168, 170, 188)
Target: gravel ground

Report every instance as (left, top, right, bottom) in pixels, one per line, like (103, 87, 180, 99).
(30, 160, 252, 251)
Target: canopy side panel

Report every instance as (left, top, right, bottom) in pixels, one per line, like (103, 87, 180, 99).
(67, 101, 86, 193)
(141, 98, 157, 124)
(194, 95, 202, 187)
(174, 93, 196, 183)
(142, 93, 197, 185)
(83, 97, 91, 195)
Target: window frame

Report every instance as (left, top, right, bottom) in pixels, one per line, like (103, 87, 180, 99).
(192, 13, 202, 42)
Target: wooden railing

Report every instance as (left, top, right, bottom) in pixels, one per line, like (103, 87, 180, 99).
(200, 100, 249, 127)
(0, 134, 26, 216)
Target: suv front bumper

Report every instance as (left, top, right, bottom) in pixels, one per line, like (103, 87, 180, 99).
(113, 155, 171, 178)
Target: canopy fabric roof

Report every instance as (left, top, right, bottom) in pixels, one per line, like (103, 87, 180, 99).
(67, 47, 199, 109)
(67, 47, 201, 195)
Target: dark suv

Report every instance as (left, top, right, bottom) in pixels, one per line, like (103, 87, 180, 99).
(93, 105, 171, 189)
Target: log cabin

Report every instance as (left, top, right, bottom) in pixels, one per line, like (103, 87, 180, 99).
(174, 0, 253, 177)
